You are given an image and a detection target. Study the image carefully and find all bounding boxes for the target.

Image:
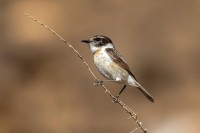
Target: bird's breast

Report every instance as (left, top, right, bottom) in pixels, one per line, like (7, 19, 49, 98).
(94, 50, 113, 79)
(94, 50, 129, 83)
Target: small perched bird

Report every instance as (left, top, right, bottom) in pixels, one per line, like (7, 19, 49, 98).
(81, 35, 154, 102)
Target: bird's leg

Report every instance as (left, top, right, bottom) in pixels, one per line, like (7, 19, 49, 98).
(118, 85, 127, 95)
(94, 79, 117, 86)
(113, 85, 127, 102)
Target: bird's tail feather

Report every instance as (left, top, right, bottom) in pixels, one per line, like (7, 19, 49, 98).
(134, 81, 154, 103)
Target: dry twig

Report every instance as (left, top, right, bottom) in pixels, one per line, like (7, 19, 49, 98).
(24, 12, 148, 133)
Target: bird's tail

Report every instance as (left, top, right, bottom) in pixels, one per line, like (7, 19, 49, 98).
(132, 81, 154, 103)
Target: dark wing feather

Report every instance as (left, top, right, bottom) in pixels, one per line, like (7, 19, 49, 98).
(105, 48, 137, 81)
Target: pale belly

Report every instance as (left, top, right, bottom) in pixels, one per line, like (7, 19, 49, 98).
(94, 51, 129, 84)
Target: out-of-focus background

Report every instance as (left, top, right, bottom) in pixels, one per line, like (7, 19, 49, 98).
(0, 0, 200, 133)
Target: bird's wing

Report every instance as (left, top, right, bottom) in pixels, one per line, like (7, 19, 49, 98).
(105, 48, 137, 80)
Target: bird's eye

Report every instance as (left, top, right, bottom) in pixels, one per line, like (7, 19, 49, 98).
(94, 38, 101, 41)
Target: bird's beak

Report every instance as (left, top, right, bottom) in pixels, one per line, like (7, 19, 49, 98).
(81, 40, 91, 43)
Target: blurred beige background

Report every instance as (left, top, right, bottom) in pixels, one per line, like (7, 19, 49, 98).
(0, 0, 200, 133)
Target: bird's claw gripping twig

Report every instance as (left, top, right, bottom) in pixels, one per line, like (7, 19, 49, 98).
(94, 80, 103, 86)
(113, 95, 120, 103)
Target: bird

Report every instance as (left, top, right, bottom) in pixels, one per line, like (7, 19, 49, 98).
(81, 35, 154, 102)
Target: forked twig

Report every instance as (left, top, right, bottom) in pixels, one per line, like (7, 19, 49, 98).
(24, 12, 148, 133)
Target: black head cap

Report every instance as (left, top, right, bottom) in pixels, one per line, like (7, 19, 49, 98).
(81, 35, 113, 47)
(93, 35, 113, 44)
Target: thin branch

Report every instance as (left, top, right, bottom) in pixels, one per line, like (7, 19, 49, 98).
(130, 126, 141, 133)
(24, 12, 148, 133)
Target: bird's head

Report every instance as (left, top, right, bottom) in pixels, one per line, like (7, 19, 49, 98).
(81, 35, 114, 53)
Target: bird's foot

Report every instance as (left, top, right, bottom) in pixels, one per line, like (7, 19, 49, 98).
(113, 95, 120, 103)
(94, 80, 103, 86)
